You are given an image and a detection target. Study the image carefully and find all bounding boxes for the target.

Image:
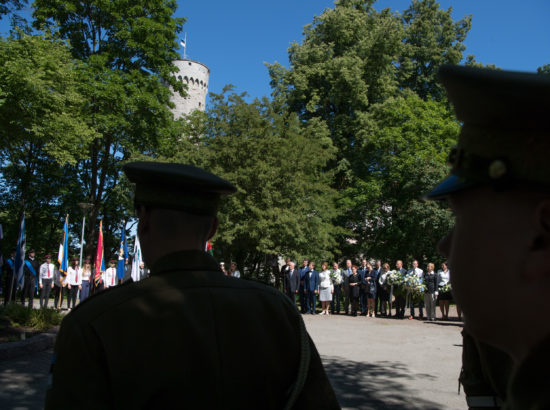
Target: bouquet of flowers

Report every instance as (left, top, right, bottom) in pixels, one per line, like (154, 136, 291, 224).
(403, 274, 426, 302)
(330, 270, 342, 285)
(386, 270, 403, 286)
(439, 282, 452, 293)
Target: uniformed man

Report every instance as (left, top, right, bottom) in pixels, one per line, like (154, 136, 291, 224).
(103, 260, 118, 288)
(427, 65, 550, 409)
(3, 249, 16, 305)
(45, 161, 340, 409)
(21, 249, 39, 308)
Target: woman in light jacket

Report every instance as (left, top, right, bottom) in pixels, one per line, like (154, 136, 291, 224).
(318, 262, 334, 315)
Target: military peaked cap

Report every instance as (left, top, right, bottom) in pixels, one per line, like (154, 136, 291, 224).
(427, 65, 550, 199)
(123, 161, 237, 216)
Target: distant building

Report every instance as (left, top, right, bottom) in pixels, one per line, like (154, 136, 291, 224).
(171, 59, 210, 119)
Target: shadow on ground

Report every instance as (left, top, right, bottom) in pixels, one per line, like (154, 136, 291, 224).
(0, 349, 51, 410)
(323, 355, 442, 410)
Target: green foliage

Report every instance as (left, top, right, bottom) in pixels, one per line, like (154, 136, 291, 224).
(269, 0, 468, 264)
(155, 89, 347, 277)
(1, 304, 63, 330)
(538, 64, 550, 74)
(398, 0, 472, 100)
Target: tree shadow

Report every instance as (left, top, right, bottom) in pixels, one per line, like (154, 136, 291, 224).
(0, 349, 50, 410)
(323, 355, 443, 409)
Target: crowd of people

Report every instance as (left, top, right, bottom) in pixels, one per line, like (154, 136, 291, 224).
(280, 257, 460, 321)
(1, 249, 149, 310)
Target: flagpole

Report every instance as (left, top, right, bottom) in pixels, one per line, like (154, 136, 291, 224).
(77, 203, 93, 267)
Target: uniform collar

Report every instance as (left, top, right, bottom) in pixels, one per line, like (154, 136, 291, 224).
(151, 250, 221, 276)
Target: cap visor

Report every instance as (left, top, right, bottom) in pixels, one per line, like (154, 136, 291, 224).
(425, 175, 477, 200)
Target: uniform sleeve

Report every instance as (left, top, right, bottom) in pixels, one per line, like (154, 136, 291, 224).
(45, 317, 113, 409)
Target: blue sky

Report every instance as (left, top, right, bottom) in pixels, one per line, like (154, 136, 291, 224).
(2, 0, 549, 102)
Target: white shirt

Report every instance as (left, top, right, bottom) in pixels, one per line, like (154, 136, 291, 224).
(231, 270, 241, 278)
(66, 267, 83, 286)
(409, 267, 424, 279)
(39, 262, 55, 285)
(104, 267, 117, 287)
(438, 269, 450, 286)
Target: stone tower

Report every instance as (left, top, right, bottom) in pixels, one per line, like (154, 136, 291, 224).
(171, 59, 210, 119)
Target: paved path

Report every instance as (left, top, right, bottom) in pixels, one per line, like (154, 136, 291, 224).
(0, 308, 466, 409)
(303, 312, 465, 409)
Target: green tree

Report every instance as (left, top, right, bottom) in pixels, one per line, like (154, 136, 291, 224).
(398, 0, 472, 100)
(30, 0, 186, 256)
(156, 88, 346, 281)
(0, 35, 96, 253)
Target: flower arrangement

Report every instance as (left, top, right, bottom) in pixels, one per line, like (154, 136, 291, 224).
(330, 270, 342, 285)
(386, 270, 403, 286)
(403, 274, 426, 302)
(439, 282, 452, 293)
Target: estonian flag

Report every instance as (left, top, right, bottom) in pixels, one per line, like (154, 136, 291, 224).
(58, 215, 69, 275)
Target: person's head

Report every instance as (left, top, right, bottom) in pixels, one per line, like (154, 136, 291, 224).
(376, 260, 381, 268)
(321, 262, 328, 271)
(220, 262, 225, 270)
(441, 262, 448, 271)
(367, 263, 372, 270)
(230, 262, 237, 272)
(72, 258, 79, 268)
(302, 259, 308, 267)
(427, 263, 434, 272)
(84, 259, 91, 271)
(29, 250, 35, 258)
(109, 260, 115, 268)
(412, 260, 418, 269)
(428, 65, 550, 362)
(382, 263, 389, 272)
(351, 265, 358, 274)
(361, 259, 367, 267)
(124, 162, 236, 267)
(45, 254, 51, 263)
(309, 261, 315, 269)
(289, 261, 295, 270)
(332, 262, 338, 270)
(285, 257, 291, 265)
(140, 262, 145, 269)
(396, 260, 403, 269)
(346, 259, 352, 268)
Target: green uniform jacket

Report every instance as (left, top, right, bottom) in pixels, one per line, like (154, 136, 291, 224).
(505, 333, 550, 410)
(45, 250, 340, 409)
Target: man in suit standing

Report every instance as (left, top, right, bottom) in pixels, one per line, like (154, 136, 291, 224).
(284, 261, 300, 305)
(304, 261, 319, 314)
(408, 260, 424, 320)
(358, 259, 370, 316)
(394, 260, 407, 318)
(373, 260, 382, 316)
(298, 259, 309, 314)
(342, 259, 352, 315)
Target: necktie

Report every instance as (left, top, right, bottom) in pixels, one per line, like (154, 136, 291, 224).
(48, 265, 51, 279)
(75, 269, 78, 283)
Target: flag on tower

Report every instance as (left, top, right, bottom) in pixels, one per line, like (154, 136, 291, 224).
(116, 224, 128, 281)
(14, 212, 26, 288)
(94, 220, 105, 287)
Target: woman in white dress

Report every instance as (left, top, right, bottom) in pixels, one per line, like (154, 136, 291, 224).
(437, 262, 452, 320)
(318, 262, 334, 315)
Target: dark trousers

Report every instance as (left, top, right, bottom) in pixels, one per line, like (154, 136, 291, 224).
(68, 286, 79, 309)
(3, 274, 18, 305)
(343, 286, 350, 314)
(286, 290, 297, 305)
(350, 296, 359, 315)
(378, 287, 389, 315)
(307, 291, 317, 314)
(330, 286, 342, 313)
(299, 283, 307, 313)
(395, 294, 406, 317)
(21, 275, 36, 307)
(359, 287, 368, 314)
(410, 299, 424, 318)
(80, 280, 90, 302)
(40, 279, 53, 308)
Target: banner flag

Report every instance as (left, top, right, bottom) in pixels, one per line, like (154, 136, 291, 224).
(94, 220, 105, 287)
(14, 212, 26, 288)
(116, 224, 128, 281)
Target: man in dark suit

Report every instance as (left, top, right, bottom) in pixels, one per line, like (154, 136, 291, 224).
(298, 259, 309, 314)
(342, 259, 352, 315)
(284, 261, 300, 305)
(373, 260, 382, 316)
(304, 261, 319, 314)
(358, 259, 369, 316)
